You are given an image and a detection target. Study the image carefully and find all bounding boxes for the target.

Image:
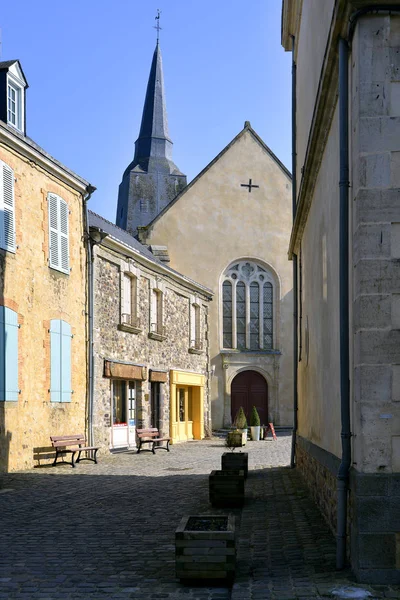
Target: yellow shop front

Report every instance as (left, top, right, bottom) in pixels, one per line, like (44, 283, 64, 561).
(170, 370, 205, 443)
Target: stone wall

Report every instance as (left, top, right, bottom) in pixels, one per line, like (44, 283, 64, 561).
(93, 244, 210, 452)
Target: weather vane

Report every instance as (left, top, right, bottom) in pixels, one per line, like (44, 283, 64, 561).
(154, 9, 162, 43)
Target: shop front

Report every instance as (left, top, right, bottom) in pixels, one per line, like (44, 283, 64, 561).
(170, 370, 205, 443)
(104, 360, 147, 449)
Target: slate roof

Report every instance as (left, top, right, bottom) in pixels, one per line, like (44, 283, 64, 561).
(88, 211, 213, 297)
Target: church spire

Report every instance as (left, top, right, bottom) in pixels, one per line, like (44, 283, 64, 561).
(116, 33, 187, 236)
(133, 42, 172, 172)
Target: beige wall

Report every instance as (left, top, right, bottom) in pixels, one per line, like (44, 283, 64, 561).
(297, 105, 341, 458)
(0, 144, 87, 472)
(143, 128, 293, 428)
(295, 0, 335, 189)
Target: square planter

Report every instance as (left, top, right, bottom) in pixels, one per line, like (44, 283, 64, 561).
(226, 430, 246, 448)
(209, 469, 245, 507)
(221, 451, 248, 478)
(175, 514, 236, 582)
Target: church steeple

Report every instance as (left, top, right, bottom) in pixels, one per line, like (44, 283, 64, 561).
(116, 40, 187, 236)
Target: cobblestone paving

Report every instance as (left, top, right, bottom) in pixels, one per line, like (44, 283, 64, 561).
(0, 434, 398, 600)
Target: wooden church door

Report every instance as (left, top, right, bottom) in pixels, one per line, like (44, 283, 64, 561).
(231, 370, 268, 426)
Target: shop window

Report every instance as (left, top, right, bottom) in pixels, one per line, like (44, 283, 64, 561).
(112, 380, 127, 425)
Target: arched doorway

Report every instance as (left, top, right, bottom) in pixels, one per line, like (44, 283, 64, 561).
(231, 370, 268, 425)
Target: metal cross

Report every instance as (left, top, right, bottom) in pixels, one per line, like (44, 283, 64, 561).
(154, 9, 162, 43)
(240, 178, 259, 193)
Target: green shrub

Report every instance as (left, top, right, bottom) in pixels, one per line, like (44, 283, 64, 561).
(233, 406, 247, 430)
(249, 406, 260, 427)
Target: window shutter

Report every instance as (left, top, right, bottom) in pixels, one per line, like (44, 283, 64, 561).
(4, 308, 19, 400)
(48, 194, 69, 274)
(190, 304, 196, 345)
(151, 289, 157, 329)
(48, 194, 60, 270)
(2, 163, 15, 252)
(60, 321, 71, 403)
(124, 275, 131, 316)
(0, 307, 19, 401)
(50, 319, 61, 402)
(59, 199, 69, 273)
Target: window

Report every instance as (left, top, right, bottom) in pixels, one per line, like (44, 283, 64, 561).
(50, 319, 72, 402)
(189, 299, 202, 352)
(48, 193, 69, 274)
(113, 380, 127, 425)
(0, 161, 16, 253)
(149, 280, 166, 340)
(121, 274, 139, 328)
(0, 307, 19, 401)
(221, 260, 275, 351)
(139, 199, 149, 213)
(7, 82, 21, 130)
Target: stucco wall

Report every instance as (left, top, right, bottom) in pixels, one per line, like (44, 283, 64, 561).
(143, 129, 293, 429)
(0, 144, 87, 472)
(295, 0, 335, 188)
(93, 244, 210, 450)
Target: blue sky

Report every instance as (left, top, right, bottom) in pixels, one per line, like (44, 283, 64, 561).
(2, 1, 291, 223)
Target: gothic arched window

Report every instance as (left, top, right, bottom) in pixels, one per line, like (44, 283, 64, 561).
(221, 260, 275, 351)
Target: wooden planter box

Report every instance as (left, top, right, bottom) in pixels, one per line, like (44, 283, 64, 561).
(209, 469, 245, 507)
(226, 430, 246, 447)
(221, 451, 248, 478)
(175, 514, 236, 582)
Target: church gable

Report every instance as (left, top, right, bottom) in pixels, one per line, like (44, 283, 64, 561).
(139, 121, 291, 242)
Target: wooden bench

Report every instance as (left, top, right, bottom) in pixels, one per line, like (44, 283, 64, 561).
(136, 428, 171, 454)
(50, 434, 100, 468)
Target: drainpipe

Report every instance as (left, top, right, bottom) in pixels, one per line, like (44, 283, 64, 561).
(337, 36, 351, 570)
(336, 6, 400, 570)
(83, 186, 96, 446)
(290, 35, 298, 469)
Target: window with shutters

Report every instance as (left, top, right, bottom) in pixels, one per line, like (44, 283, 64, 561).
(0, 161, 16, 253)
(49, 319, 72, 403)
(189, 300, 202, 353)
(48, 193, 69, 274)
(0, 306, 20, 401)
(120, 273, 141, 332)
(221, 260, 276, 351)
(149, 280, 166, 340)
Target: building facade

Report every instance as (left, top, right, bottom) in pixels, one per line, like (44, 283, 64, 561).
(89, 212, 212, 451)
(0, 60, 94, 472)
(282, 0, 400, 583)
(139, 123, 294, 430)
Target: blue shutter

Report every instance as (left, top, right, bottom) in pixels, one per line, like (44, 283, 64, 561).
(50, 319, 61, 402)
(0, 306, 5, 400)
(4, 308, 19, 400)
(61, 321, 71, 403)
(0, 307, 19, 401)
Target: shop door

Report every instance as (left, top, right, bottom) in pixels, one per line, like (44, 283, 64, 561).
(112, 380, 128, 448)
(231, 370, 268, 426)
(128, 381, 136, 447)
(151, 382, 160, 429)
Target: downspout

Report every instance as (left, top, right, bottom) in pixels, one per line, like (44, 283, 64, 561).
(336, 6, 400, 570)
(290, 35, 298, 469)
(337, 37, 351, 570)
(83, 185, 96, 446)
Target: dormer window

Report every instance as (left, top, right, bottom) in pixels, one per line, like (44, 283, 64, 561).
(0, 60, 28, 135)
(7, 81, 21, 129)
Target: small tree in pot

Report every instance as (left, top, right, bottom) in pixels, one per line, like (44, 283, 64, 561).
(226, 406, 247, 448)
(249, 406, 261, 441)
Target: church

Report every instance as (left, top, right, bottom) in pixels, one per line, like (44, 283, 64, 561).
(116, 40, 294, 431)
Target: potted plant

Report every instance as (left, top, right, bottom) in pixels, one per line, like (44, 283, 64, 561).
(175, 514, 236, 582)
(209, 469, 245, 507)
(249, 406, 261, 441)
(221, 434, 248, 477)
(225, 406, 247, 448)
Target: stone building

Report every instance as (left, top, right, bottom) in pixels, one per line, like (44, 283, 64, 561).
(116, 40, 294, 431)
(282, 0, 400, 583)
(0, 60, 94, 472)
(88, 211, 212, 451)
(139, 123, 294, 431)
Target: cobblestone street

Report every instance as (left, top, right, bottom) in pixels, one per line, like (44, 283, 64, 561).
(0, 434, 398, 600)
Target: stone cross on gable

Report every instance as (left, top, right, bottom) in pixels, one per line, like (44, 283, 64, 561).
(240, 179, 259, 193)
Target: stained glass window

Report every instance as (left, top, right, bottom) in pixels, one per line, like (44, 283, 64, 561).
(263, 282, 273, 349)
(223, 281, 232, 348)
(221, 261, 275, 351)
